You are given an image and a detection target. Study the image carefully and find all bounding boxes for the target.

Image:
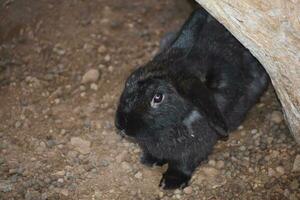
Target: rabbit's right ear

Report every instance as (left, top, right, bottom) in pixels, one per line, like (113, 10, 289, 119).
(168, 8, 208, 52)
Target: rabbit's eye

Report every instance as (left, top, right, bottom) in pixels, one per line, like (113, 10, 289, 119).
(151, 93, 164, 108)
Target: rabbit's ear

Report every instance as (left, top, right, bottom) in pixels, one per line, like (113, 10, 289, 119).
(169, 8, 208, 51)
(174, 74, 228, 137)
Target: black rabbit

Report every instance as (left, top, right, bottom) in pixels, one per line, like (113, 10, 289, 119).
(115, 7, 269, 189)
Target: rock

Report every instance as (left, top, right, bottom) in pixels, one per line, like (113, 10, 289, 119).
(275, 166, 285, 175)
(121, 161, 132, 172)
(0, 182, 12, 192)
(292, 155, 300, 172)
(104, 54, 111, 62)
(134, 172, 142, 179)
(108, 65, 114, 72)
(202, 167, 219, 177)
(183, 186, 193, 194)
(25, 190, 40, 200)
(90, 83, 98, 91)
(208, 160, 216, 166)
(251, 129, 258, 134)
(60, 189, 69, 196)
(289, 179, 299, 190)
(216, 160, 225, 169)
(70, 137, 91, 154)
(99, 159, 109, 167)
(81, 69, 100, 84)
(97, 45, 107, 53)
(271, 111, 283, 124)
(116, 150, 129, 163)
(15, 121, 22, 128)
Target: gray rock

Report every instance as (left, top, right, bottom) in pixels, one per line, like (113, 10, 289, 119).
(270, 111, 283, 124)
(70, 137, 91, 154)
(25, 189, 41, 200)
(292, 154, 300, 172)
(0, 181, 12, 192)
(183, 186, 193, 194)
(134, 172, 142, 179)
(81, 69, 100, 84)
(275, 166, 285, 175)
(289, 179, 299, 190)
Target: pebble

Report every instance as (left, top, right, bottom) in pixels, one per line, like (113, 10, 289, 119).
(97, 45, 107, 53)
(134, 172, 142, 179)
(208, 160, 216, 167)
(292, 154, 300, 172)
(81, 69, 100, 84)
(60, 189, 69, 196)
(289, 179, 299, 190)
(0, 182, 12, 192)
(90, 83, 98, 91)
(183, 186, 193, 194)
(121, 161, 132, 172)
(99, 159, 109, 167)
(115, 150, 128, 163)
(275, 166, 285, 175)
(104, 54, 111, 62)
(15, 121, 22, 128)
(270, 111, 283, 124)
(216, 160, 225, 169)
(70, 137, 91, 154)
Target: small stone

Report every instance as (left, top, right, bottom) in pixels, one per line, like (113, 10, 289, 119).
(292, 155, 300, 172)
(97, 45, 107, 53)
(0, 182, 12, 192)
(25, 190, 40, 200)
(270, 111, 283, 124)
(276, 166, 285, 175)
(116, 150, 128, 163)
(99, 159, 109, 167)
(108, 65, 114, 72)
(60, 189, 69, 196)
(104, 54, 111, 62)
(290, 179, 299, 190)
(158, 191, 164, 198)
(134, 172, 142, 179)
(183, 186, 193, 194)
(54, 170, 65, 176)
(90, 83, 98, 91)
(70, 137, 91, 154)
(57, 178, 64, 183)
(216, 160, 225, 169)
(239, 146, 246, 151)
(81, 69, 100, 84)
(268, 168, 276, 176)
(121, 161, 132, 172)
(15, 121, 22, 128)
(251, 129, 258, 134)
(208, 160, 216, 166)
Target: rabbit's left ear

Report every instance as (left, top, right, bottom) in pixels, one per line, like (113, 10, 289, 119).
(174, 74, 229, 138)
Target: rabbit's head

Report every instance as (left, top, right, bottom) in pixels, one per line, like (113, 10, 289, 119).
(115, 66, 193, 139)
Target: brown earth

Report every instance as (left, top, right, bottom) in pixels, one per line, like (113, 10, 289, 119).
(0, 0, 299, 200)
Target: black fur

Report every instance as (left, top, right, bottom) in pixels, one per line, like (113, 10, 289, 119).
(115, 7, 269, 189)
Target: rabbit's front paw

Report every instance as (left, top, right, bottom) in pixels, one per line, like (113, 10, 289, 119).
(159, 169, 190, 190)
(140, 152, 166, 167)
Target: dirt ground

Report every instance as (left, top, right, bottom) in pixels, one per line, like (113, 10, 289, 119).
(0, 0, 299, 199)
